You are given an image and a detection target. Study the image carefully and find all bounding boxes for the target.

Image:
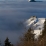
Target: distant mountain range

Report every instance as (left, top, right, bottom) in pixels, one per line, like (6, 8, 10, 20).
(30, 1, 43, 2)
(29, 0, 43, 2)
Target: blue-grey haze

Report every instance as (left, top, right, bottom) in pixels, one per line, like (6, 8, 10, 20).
(0, 0, 46, 45)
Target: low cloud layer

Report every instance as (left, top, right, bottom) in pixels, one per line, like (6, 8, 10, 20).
(0, 1, 46, 45)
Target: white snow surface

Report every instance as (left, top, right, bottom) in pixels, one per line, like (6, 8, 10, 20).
(29, 0, 31, 2)
(24, 16, 45, 39)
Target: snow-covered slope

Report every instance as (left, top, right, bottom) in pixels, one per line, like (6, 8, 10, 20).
(24, 16, 45, 39)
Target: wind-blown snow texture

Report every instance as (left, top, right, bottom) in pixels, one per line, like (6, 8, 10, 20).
(24, 16, 45, 39)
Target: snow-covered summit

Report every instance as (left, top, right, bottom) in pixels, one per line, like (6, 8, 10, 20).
(25, 16, 37, 26)
(24, 16, 45, 39)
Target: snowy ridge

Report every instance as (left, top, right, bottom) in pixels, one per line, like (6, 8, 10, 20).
(25, 16, 37, 26)
(24, 16, 45, 39)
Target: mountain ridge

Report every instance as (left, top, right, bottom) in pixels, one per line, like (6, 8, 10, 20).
(23, 16, 45, 39)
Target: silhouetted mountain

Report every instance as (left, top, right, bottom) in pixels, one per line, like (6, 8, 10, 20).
(29, 0, 35, 2)
(29, 0, 43, 2)
(31, 0, 35, 2)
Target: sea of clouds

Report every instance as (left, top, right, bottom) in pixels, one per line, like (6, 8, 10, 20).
(0, 0, 46, 45)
